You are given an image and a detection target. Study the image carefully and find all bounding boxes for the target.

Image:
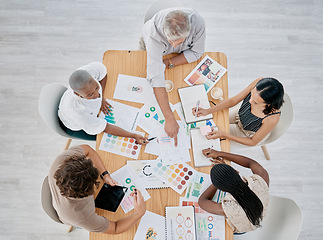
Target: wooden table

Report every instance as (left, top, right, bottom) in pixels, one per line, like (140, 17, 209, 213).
(91, 50, 232, 240)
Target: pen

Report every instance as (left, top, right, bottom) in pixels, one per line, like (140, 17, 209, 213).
(195, 100, 200, 118)
(143, 137, 157, 144)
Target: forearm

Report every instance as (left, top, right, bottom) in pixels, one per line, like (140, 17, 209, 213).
(100, 75, 107, 92)
(104, 124, 136, 139)
(105, 212, 142, 234)
(207, 98, 237, 114)
(198, 185, 225, 216)
(212, 150, 257, 169)
(153, 87, 175, 121)
(164, 53, 188, 68)
(224, 132, 259, 146)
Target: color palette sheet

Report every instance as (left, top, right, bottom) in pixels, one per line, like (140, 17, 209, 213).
(110, 164, 150, 213)
(127, 159, 168, 189)
(99, 132, 143, 159)
(151, 160, 198, 195)
(99, 99, 140, 132)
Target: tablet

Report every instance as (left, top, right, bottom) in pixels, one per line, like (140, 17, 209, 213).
(95, 184, 128, 212)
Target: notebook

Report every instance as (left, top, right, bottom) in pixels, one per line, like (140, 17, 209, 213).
(178, 84, 213, 124)
(190, 127, 221, 167)
(166, 206, 197, 240)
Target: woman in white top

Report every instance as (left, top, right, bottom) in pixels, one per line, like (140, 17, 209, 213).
(198, 149, 270, 234)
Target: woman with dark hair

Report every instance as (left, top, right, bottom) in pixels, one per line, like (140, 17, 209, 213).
(192, 78, 284, 147)
(198, 148, 269, 233)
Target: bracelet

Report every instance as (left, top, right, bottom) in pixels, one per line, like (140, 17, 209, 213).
(100, 170, 110, 179)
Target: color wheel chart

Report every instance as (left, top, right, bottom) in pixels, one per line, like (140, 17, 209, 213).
(152, 161, 197, 195)
(99, 132, 143, 159)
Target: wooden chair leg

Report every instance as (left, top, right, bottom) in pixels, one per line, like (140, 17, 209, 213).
(261, 145, 270, 160)
(67, 225, 74, 233)
(64, 138, 72, 150)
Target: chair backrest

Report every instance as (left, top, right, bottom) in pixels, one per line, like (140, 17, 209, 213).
(41, 176, 63, 224)
(234, 195, 302, 240)
(38, 83, 71, 138)
(263, 93, 293, 144)
(144, 0, 183, 23)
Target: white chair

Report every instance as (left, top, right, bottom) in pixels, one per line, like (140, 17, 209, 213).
(234, 195, 302, 240)
(41, 176, 74, 232)
(38, 83, 95, 150)
(144, 0, 183, 23)
(229, 93, 293, 160)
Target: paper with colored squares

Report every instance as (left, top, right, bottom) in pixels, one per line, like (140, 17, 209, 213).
(99, 132, 143, 159)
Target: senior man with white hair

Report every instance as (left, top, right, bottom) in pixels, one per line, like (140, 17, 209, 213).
(140, 8, 206, 145)
(58, 62, 147, 144)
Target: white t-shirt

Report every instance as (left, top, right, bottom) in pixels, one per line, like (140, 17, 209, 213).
(58, 62, 107, 135)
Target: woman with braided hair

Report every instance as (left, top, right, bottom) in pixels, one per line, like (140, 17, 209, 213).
(198, 148, 269, 234)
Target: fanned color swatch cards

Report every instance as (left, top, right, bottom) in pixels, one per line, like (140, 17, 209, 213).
(99, 99, 140, 132)
(127, 159, 168, 189)
(110, 165, 150, 213)
(113, 74, 155, 104)
(133, 211, 165, 240)
(99, 132, 143, 159)
(152, 160, 197, 195)
(166, 206, 197, 240)
(184, 55, 227, 93)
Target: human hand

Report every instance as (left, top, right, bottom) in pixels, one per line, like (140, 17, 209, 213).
(164, 118, 179, 147)
(206, 130, 226, 140)
(101, 99, 113, 115)
(134, 134, 148, 145)
(103, 174, 118, 186)
(131, 189, 146, 217)
(192, 107, 209, 117)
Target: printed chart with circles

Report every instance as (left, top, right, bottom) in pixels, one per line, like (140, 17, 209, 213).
(152, 161, 197, 195)
(99, 132, 143, 159)
(145, 106, 165, 125)
(166, 206, 196, 240)
(195, 213, 225, 240)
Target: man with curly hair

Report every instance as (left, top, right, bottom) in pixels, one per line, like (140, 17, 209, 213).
(48, 145, 146, 233)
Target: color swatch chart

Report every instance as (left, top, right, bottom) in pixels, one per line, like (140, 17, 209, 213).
(152, 161, 197, 195)
(99, 132, 142, 159)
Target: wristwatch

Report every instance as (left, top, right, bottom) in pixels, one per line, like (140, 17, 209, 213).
(168, 59, 174, 69)
(100, 170, 110, 179)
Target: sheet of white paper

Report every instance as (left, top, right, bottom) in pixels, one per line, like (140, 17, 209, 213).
(113, 74, 155, 104)
(156, 123, 191, 165)
(191, 127, 221, 167)
(144, 134, 160, 156)
(133, 211, 165, 240)
(127, 159, 168, 189)
(99, 131, 144, 159)
(184, 55, 227, 93)
(99, 99, 139, 132)
(110, 165, 150, 213)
